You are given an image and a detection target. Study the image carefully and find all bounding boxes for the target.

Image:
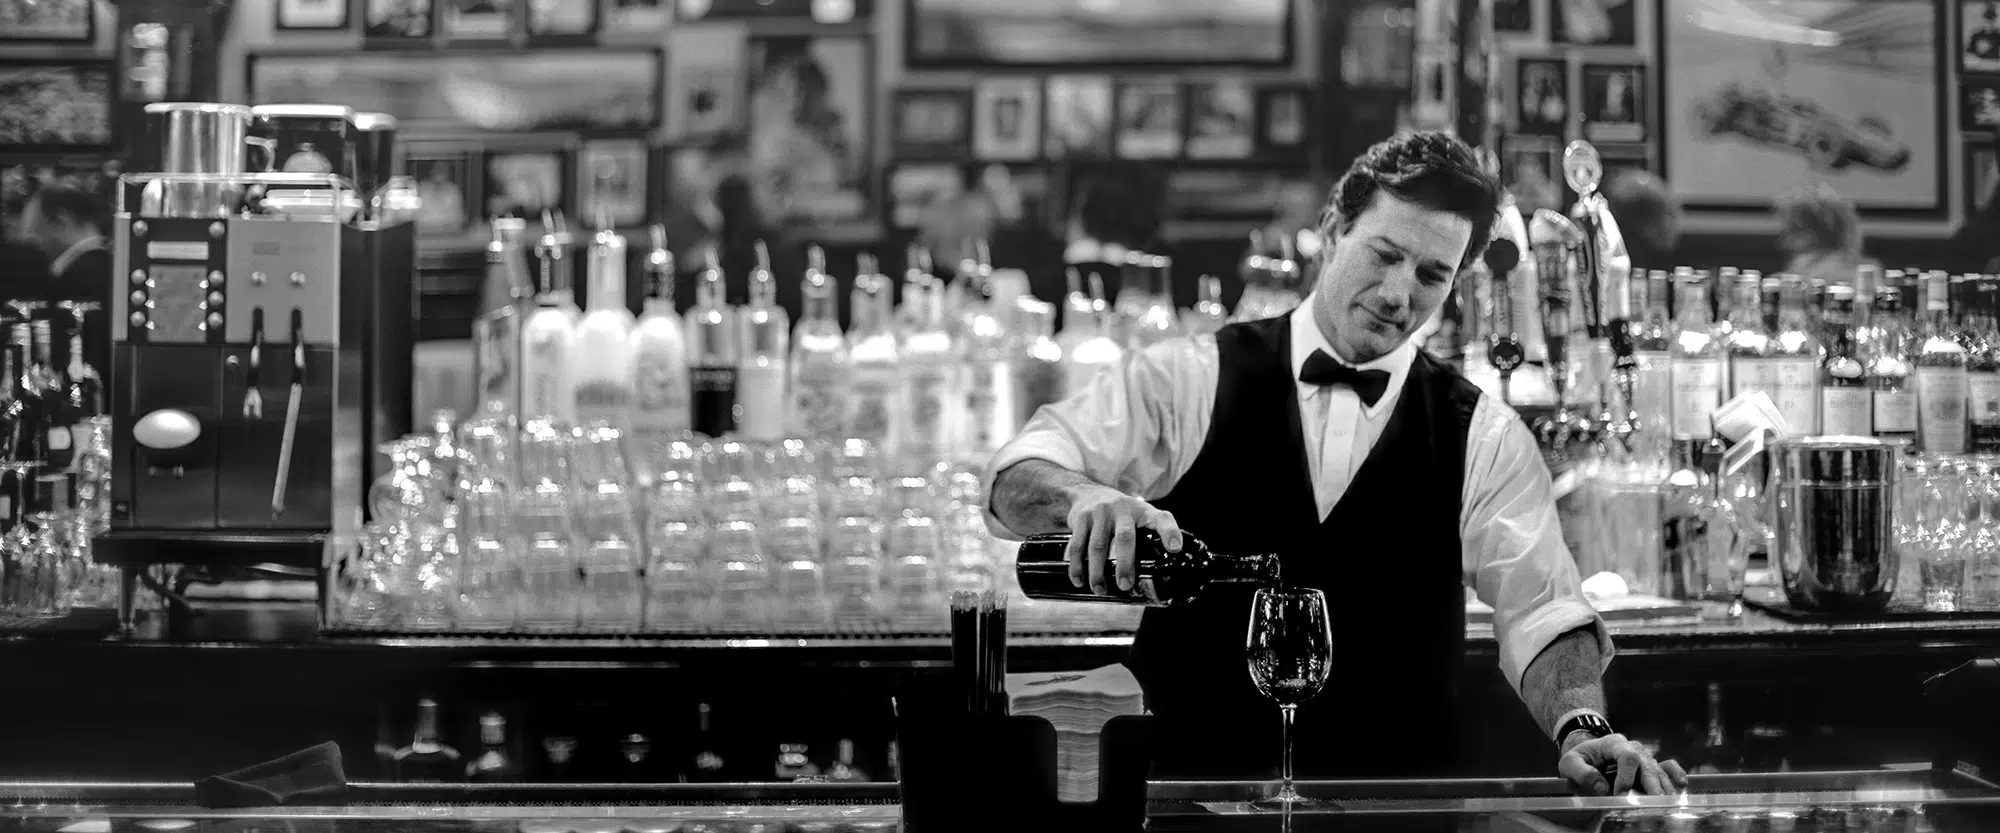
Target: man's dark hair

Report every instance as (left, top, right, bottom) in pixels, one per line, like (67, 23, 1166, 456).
(28, 184, 108, 234)
(1602, 169, 1681, 268)
(1316, 131, 1501, 271)
(1073, 162, 1167, 251)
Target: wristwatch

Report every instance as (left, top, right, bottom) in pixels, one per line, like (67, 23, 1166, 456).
(1556, 712, 1615, 748)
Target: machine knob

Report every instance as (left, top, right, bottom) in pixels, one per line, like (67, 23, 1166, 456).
(207, 291, 224, 306)
(128, 311, 146, 327)
(133, 409, 201, 450)
(129, 290, 146, 306)
(206, 312, 224, 329)
(129, 269, 147, 286)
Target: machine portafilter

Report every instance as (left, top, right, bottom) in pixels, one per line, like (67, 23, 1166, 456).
(1529, 209, 1597, 459)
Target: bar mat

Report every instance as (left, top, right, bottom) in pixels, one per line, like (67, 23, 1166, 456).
(0, 607, 120, 636)
(1746, 596, 2000, 622)
(318, 625, 1138, 641)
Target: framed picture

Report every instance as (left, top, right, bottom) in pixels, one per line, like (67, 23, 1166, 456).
(1255, 85, 1308, 157)
(1552, 0, 1634, 46)
(1516, 57, 1568, 136)
(276, 0, 351, 30)
(1114, 77, 1183, 160)
(0, 0, 93, 42)
(441, 0, 513, 40)
(608, 0, 671, 29)
(1966, 79, 2000, 132)
(906, 0, 1291, 66)
(528, 0, 598, 38)
(1660, 0, 1944, 215)
(406, 148, 476, 234)
(886, 163, 965, 230)
(0, 61, 114, 152)
(1413, 47, 1456, 129)
(972, 77, 1041, 162)
(1166, 168, 1289, 223)
(249, 51, 663, 132)
(1044, 75, 1113, 159)
(0, 157, 119, 241)
(1500, 134, 1562, 206)
(891, 89, 972, 160)
(577, 139, 650, 228)
(486, 149, 568, 220)
(1964, 0, 2000, 73)
(1595, 144, 1652, 183)
(665, 22, 748, 140)
(364, 0, 434, 40)
(1968, 141, 1999, 215)
(746, 34, 874, 224)
(1494, 0, 1533, 34)
(1581, 63, 1646, 143)
(1185, 78, 1255, 160)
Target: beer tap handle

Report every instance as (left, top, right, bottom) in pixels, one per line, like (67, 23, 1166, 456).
(271, 308, 305, 517)
(243, 308, 265, 420)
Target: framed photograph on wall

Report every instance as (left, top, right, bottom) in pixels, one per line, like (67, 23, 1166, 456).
(1581, 63, 1646, 143)
(1963, 0, 2000, 74)
(1516, 57, 1568, 136)
(608, 0, 671, 29)
(276, 0, 350, 31)
(0, 61, 114, 152)
(249, 51, 662, 132)
(1413, 47, 1456, 129)
(972, 77, 1041, 162)
(364, 0, 434, 40)
(406, 147, 476, 234)
(441, 0, 513, 41)
(1500, 134, 1562, 205)
(528, 0, 598, 39)
(1966, 79, 2000, 132)
(892, 89, 973, 160)
(1552, 0, 1634, 46)
(1114, 76, 1183, 160)
(1595, 143, 1652, 182)
(1493, 0, 1533, 34)
(0, 0, 93, 42)
(906, 0, 1291, 66)
(747, 33, 873, 225)
(665, 23, 748, 141)
(577, 139, 649, 228)
(486, 148, 569, 220)
(1970, 141, 2000, 215)
(1255, 84, 1308, 157)
(1661, 0, 1944, 216)
(1044, 74, 1113, 159)
(1185, 77, 1255, 160)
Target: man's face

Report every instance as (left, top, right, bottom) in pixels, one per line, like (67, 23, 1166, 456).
(1311, 191, 1473, 363)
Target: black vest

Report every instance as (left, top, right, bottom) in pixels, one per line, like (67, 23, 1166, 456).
(1132, 314, 1483, 779)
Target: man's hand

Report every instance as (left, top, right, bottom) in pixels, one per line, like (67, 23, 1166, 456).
(1063, 483, 1182, 594)
(1558, 733, 1689, 797)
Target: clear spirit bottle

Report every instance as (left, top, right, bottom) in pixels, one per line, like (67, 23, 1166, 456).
(846, 254, 900, 448)
(1669, 275, 1724, 440)
(1868, 286, 1918, 445)
(1915, 271, 1969, 454)
(464, 712, 516, 782)
(1968, 278, 2000, 452)
(570, 227, 637, 427)
(1630, 270, 1674, 460)
(473, 219, 535, 419)
(519, 237, 578, 425)
(737, 241, 791, 441)
(1766, 275, 1822, 436)
(790, 246, 851, 439)
(1011, 299, 1065, 428)
(394, 699, 462, 783)
(958, 260, 1015, 462)
(1725, 274, 1775, 417)
(630, 225, 691, 439)
(898, 274, 961, 467)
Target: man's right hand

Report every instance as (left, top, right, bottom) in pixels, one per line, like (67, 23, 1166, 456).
(1062, 483, 1183, 595)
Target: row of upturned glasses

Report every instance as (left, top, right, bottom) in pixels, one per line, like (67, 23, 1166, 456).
(0, 416, 125, 620)
(1898, 453, 2000, 612)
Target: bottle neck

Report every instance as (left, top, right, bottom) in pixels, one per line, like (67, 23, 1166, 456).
(696, 273, 725, 310)
(588, 259, 625, 313)
(1675, 287, 1711, 329)
(1730, 284, 1763, 331)
(412, 703, 441, 747)
(803, 285, 838, 324)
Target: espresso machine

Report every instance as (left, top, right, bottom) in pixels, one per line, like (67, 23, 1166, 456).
(95, 102, 417, 630)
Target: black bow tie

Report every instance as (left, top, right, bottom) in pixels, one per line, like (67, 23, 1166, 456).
(1300, 349, 1392, 407)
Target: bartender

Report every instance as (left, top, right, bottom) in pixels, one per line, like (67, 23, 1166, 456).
(11, 184, 112, 374)
(984, 131, 1687, 795)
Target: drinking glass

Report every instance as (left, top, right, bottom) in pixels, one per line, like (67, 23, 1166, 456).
(1245, 587, 1333, 811)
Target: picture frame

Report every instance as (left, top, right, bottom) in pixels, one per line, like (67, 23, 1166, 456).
(0, 61, 116, 152)
(363, 0, 435, 41)
(440, 0, 514, 41)
(1044, 75, 1113, 159)
(1552, 0, 1634, 47)
(1499, 134, 1562, 205)
(276, 0, 351, 30)
(1967, 140, 1999, 215)
(1516, 57, 1569, 137)
(1594, 143, 1652, 183)
(746, 33, 874, 225)
(248, 50, 664, 132)
(665, 22, 748, 141)
(1659, 0, 1945, 216)
(1493, 0, 1533, 34)
(891, 88, 973, 160)
(607, 0, 672, 30)
(886, 163, 965, 230)
(1963, 0, 2000, 74)
(1966, 79, 2000, 132)
(1166, 168, 1290, 223)
(904, 0, 1292, 67)
(406, 146, 478, 234)
(0, 0, 94, 42)
(1581, 63, 1646, 144)
(527, 0, 598, 39)
(1413, 47, 1456, 129)
(972, 77, 1041, 162)
(1255, 84, 1309, 158)
(1114, 76, 1183, 160)
(576, 138, 650, 228)
(1184, 77, 1255, 160)
(485, 148, 570, 221)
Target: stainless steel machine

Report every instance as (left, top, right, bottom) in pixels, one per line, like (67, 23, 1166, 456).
(94, 102, 417, 630)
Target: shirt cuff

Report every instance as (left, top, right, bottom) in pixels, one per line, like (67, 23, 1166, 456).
(980, 436, 1089, 541)
(1497, 597, 1614, 697)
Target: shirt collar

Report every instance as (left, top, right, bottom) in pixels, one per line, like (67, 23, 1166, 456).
(1288, 297, 1415, 414)
(49, 236, 107, 278)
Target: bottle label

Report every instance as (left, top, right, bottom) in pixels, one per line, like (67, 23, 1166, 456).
(573, 379, 634, 427)
(847, 371, 897, 447)
(1821, 387, 1872, 435)
(690, 365, 738, 438)
(1670, 357, 1723, 437)
(1769, 358, 1820, 437)
(1916, 367, 1968, 453)
(791, 364, 849, 438)
(737, 363, 788, 441)
(1873, 389, 1919, 435)
(1972, 373, 2000, 424)
(521, 326, 573, 424)
(900, 369, 956, 455)
(631, 360, 690, 433)
(962, 362, 1017, 456)
(1730, 356, 1778, 401)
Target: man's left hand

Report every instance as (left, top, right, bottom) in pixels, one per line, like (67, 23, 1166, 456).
(1557, 733, 1689, 796)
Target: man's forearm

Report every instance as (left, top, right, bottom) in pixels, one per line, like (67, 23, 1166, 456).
(1521, 626, 1608, 743)
(990, 459, 1103, 535)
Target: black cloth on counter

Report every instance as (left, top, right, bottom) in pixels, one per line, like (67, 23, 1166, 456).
(1132, 313, 1478, 780)
(193, 741, 348, 808)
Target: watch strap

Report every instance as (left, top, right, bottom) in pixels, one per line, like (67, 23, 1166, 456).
(1555, 711, 1615, 746)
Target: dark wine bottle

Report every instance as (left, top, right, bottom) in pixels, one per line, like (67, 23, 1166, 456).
(1015, 530, 1281, 607)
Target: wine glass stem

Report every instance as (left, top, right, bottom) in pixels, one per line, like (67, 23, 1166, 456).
(1279, 703, 1297, 800)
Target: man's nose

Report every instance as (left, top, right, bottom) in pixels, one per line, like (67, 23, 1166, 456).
(1375, 266, 1417, 310)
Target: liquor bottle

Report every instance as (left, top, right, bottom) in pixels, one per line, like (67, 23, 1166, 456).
(538, 213, 582, 322)
(570, 227, 637, 427)
(1011, 299, 1064, 428)
(1724, 275, 1774, 407)
(620, 733, 656, 783)
(1015, 530, 1281, 607)
(29, 319, 70, 469)
(898, 274, 961, 464)
(1186, 275, 1228, 336)
(958, 254, 1016, 461)
(1761, 274, 1784, 334)
(1668, 275, 1724, 440)
(774, 743, 821, 780)
(520, 235, 579, 424)
(393, 699, 463, 783)
(1689, 683, 1742, 774)
(1063, 274, 1126, 395)
(684, 702, 727, 783)
(826, 739, 870, 782)
(1915, 272, 1969, 454)
(542, 736, 578, 782)
(629, 225, 691, 438)
(1970, 278, 2000, 452)
(6, 323, 46, 468)
(1631, 270, 1673, 460)
(791, 246, 851, 438)
(464, 712, 516, 782)
(686, 244, 740, 438)
(473, 219, 536, 419)
(1126, 254, 1183, 352)
(1820, 286, 1871, 435)
(1867, 286, 1918, 445)
(846, 255, 900, 447)
(736, 240, 790, 441)
(57, 302, 103, 468)
(1765, 276, 1822, 435)
(1055, 267, 1097, 357)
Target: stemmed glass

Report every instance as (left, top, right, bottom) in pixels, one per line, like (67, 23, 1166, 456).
(1246, 587, 1333, 811)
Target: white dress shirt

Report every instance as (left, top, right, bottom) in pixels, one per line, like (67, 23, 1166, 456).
(983, 302, 1613, 696)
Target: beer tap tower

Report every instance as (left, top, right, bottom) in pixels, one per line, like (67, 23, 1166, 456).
(1562, 141, 1639, 456)
(94, 102, 417, 632)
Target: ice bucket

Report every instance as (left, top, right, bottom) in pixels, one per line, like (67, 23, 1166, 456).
(142, 102, 255, 218)
(1773, 436, 1900, 613)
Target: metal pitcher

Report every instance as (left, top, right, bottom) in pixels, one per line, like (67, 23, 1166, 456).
(141, 102, 261, 218)
(1774, 436, 1901, 612)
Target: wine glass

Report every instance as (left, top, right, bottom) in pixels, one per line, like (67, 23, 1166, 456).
(1246, 587, 1333, 811)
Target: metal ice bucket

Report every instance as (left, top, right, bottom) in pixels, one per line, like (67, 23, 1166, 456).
(1774, 436, 1900, 613)
(141, 102, 256, 218)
